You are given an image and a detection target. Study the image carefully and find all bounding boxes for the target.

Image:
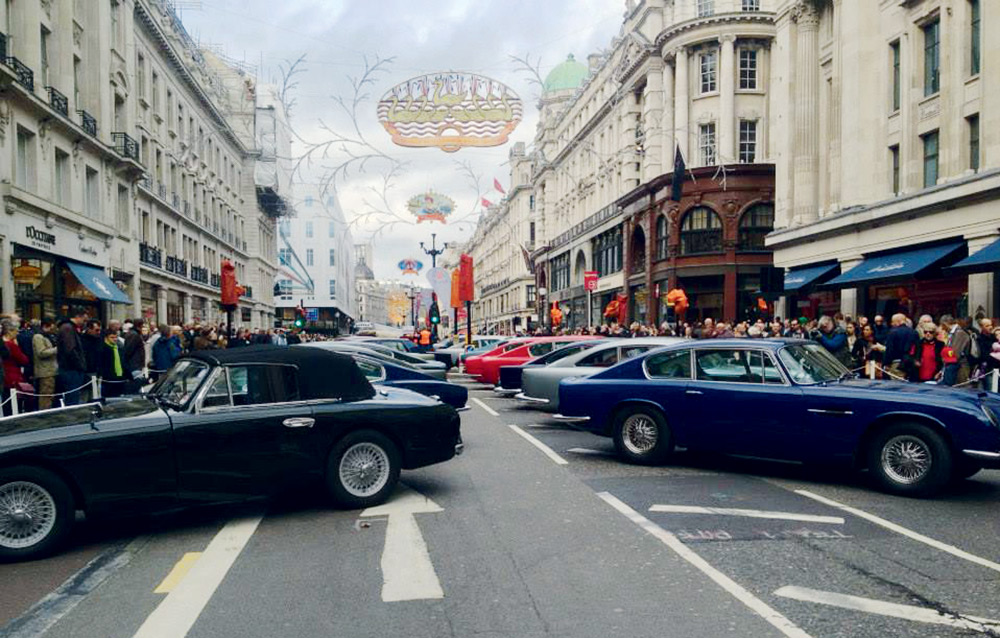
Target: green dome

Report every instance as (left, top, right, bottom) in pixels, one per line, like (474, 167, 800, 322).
(543, 54, 588, 93)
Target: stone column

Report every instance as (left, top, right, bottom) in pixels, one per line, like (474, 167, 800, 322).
(719, 35, 737, 164)
(156, 287, 168, 326)
(967, 234, 999, 319)
(0, 239, 13, 314)
(661, 59, 675, 172)
(792, 1, 821, 225)
(642, 64, 664, 181)
(183, 292, 193, 324)
(838, 257, 864, 318)
(674, 48, 690, 161)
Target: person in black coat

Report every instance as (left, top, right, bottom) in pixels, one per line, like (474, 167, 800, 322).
(97, 328, 128, 398)
(122, 319, 147, 393)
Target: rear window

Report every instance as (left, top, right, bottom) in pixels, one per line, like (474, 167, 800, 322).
(528, 342, 555, 356)
(646, 351, 691, 379)
(202, 364, 301, 408)
(578, 348, 618, 368)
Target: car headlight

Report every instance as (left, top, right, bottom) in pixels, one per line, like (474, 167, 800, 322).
(980, 404, 1000, 429)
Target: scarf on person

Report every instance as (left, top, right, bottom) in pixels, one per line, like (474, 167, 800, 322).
(106, 337, 122, 377)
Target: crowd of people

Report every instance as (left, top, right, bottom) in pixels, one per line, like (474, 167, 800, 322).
(518, 311, 1000, 387)
(0, 311, 329, 414)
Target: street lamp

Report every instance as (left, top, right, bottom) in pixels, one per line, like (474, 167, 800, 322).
(420, 233, 449, 269)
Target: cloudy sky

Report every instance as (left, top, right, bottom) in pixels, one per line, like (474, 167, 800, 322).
(180, 0, 625, 279)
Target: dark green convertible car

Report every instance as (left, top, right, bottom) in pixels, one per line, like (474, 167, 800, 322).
(0, 347, 462, 560)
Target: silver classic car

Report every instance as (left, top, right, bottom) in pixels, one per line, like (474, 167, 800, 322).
(516, 337, 682, 411)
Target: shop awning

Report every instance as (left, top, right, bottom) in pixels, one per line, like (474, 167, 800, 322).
(825, 242, 965, 288)
(783, 263, 839, 292)
(66, 261, 132, 304)
(944, 238, 1000, 275)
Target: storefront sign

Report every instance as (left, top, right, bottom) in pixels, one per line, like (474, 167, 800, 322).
(3, 211, 110, 265)
(594, 272, 624, 294)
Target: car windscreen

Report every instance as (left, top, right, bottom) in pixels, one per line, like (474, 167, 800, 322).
(777, 343, 847, 385)
(539, 341, 599, 364)
(150, 359, 211, 407)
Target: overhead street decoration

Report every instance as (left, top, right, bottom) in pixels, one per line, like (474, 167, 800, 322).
(377, 73, 523, 153)
(407, 191, 455, 224)
(398, 258, 424, 276)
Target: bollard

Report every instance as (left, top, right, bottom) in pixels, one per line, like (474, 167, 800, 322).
(867, 361, 876, 380)
(992, 369, 999, 394)
(92, 375, 101, 400)
(9, 388, 18, 416)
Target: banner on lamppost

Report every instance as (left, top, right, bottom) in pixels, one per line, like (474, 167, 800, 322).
(459, 254, 475, 302)
(584, 271, 599, 291)
(450, 269, 461, 309)
(426, 267, 452, 303)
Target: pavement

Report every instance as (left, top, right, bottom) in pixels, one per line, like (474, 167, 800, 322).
(1, 374, 998, 638)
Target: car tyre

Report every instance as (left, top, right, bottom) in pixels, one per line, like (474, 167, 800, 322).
(0, 466, 75, 562)
(867, 423, 952, 496)
(326, 430, 401, 509)
(613, 405, 672, 465)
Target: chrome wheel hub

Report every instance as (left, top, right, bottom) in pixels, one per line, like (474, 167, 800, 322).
(0, 481, 57, 549)
(622, 414, 658, 455)
(339, 443, 391, 498)
(881, 435, 932, 485)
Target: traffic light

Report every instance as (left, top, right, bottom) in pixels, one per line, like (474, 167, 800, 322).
(294, 307, 305, 328)
(429, 301, 440, 325)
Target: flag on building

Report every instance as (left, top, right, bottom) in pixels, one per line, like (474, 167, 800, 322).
(494, 178, 506, 195)
(670, 147, 686, 202)
(481, 197, 494, 208)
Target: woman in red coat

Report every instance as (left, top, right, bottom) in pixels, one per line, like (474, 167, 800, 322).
(2, 320, 29, 415)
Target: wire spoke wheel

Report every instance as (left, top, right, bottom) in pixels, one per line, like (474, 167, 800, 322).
(338, 442, 391, 498)
(880, 435, 933, 485)
(622, 414, 659, 456)
(0, 481, 58, 550)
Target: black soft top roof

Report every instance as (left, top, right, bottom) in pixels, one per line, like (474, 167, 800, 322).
(183, 345, 374, 401)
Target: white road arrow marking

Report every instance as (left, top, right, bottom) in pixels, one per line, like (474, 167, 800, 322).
(649, 505, 845, 525)
(775, 586, 1000, 633)
(361, 487, 444, 602)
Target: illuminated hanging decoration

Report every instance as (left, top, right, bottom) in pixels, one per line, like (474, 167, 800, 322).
(398, 258, 424, 275)
(377, 73, 523, 153)
(407, 191, 455, 224)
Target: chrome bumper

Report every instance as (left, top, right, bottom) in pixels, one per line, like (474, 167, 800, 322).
(553, 413, 590, 423)
(515, 392, 550, 404)
(963, 449, 1000, 467)
(455, 441, 465, 456)
(456, 406, 471, 412)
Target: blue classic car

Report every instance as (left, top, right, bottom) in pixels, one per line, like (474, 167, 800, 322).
(350, 354, 469, 410)
(555, 339, 1000, 496)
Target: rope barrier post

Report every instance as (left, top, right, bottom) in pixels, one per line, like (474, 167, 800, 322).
(867, 361, 875, 380)
(9, 388, 18, 416)
(992, 369, 999, 394)
(92, 375, 101, 400)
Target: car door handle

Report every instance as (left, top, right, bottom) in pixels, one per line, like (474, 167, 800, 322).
(807, 409, 854, 416)
(685, 390, 704, 395)
(283, 417, 316, 428)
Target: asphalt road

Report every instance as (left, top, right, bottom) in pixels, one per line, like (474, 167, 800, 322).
(1, 375, 998, 638)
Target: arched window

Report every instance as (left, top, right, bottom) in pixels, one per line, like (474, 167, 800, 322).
(631, 226, 646, 272)
(655, 215, 669, 260)
(738, 203, 774, 251)
(679, 207, 723, 255)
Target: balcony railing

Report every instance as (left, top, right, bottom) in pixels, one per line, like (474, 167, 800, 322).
(190, 266, 209, 284)
(164, 256, 187, 277)
(139, 242, 162, 268)
(78, 110, 97, 137)
(183, 201, 190, 216)
(111, 132, 139, 161)
(139, 174, 152, 190)
(45, 86, 68, 116)
(209, 273, 220, 288)
(0, 33, 7, 60)
(171, 193, 180, 209)
(6, 56, 33, 91)
(158, 183, 167, 199)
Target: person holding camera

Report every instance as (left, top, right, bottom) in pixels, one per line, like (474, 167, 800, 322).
(812, 315, 853, 368)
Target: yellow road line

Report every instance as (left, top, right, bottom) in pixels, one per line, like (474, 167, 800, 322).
(154, 552, 203, 594)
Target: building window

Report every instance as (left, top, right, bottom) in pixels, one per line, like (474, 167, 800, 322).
(306, 248, 314, 266)
(923, 19, 940, 96)
(329, 280, 336, 298)
(699, 122, 717, 166)
(328, 221, 335, 238)
(968, 114, 980, 172)
(700, 50, 717, 93)
(54, 149, 70, 206)
(890, 145, 900, 195)
(85, 166, 100, 219)
(15, 127, 36, 191)
(329, 249, 336, 267)
(697, 0, 714, 17)
(922, 130, 939, 188)
(151, 71, 159, 114)
(739, 120, 757, 163)
(738, 203, 774, 251)
(552, 253, 571, 292)
(526, 285, 536, 305)
(277, 280, 292, 296)
(304, 195, 313, 207)
(117, 185, 130, 232)
(655, 215, 669, 260)
(305, 221, 313, 238)
(278, 248, 291, 266)
(890, 40, 901, 112)
(738, 49, 758, 90)
(679, 207, 723, 256)
(592, 227, 623, 277)
(742, 0, 760, 10)
(40, 26, 50, 87)
(136, 52, 146, 100)
(279, 220, 290, 237)
(970, 0, 981, 76)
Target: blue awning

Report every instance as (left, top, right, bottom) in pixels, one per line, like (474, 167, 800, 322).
(65, 261, 132, 304)
(783, 263, 839, 292)
(826, 242, 965, 287)
(945, 238, 1000, 274)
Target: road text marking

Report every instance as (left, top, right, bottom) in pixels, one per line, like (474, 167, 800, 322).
(649, 505, 845, 525)
(361, 487, 444, 602)
(508, 425, 569, 465)
(471, 397, 499, 417)
(154, 552, 203, 594)
(132, 517, 262, 638)
(597, 492, 813, 638)
(795, 490, 1000, 573)
(775, 586, 1000, 633)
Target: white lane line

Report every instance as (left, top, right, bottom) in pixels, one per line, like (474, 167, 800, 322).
(361, 487, 444, 602)
(795, 490, 1000, 574)
(508, 425, 569, 465)
(775, 586, 1000, 633)
(597, 492, 814, 638)
(132, 517, 262, 638)
(649, 505, 845, 525)
(471, 397, 499, 417)
(566, 447, 613, 457)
